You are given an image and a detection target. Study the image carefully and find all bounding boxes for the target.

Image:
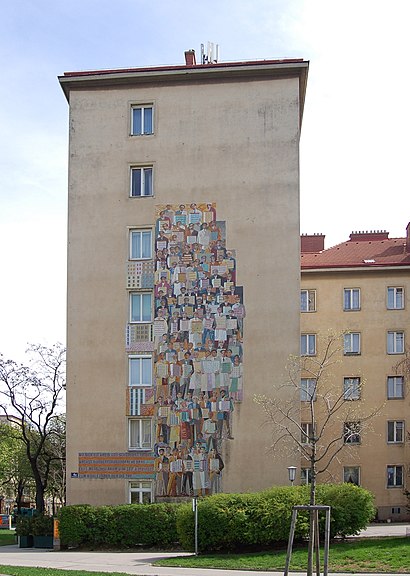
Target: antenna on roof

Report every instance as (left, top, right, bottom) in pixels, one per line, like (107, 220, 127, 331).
(201, 42, 219, 64)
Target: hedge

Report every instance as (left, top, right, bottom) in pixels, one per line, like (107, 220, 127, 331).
(58, 484, 375, 551)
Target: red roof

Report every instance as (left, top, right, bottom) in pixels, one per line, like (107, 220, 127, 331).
(301, 231, 410, 270)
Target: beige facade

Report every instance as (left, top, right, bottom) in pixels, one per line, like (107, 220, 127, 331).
(301, 229, 410, 521)
(59, 55, 308, 505)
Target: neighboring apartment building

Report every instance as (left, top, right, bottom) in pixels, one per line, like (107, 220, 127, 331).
(301, 226, 410, 520)
(59, 51, 308, 505)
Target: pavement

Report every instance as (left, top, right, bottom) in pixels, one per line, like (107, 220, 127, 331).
(0, 523, 409, 576)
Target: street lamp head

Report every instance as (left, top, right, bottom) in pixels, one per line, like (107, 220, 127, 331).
(287, 466, 297, 483)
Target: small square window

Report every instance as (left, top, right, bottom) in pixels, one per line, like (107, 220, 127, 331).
(129, 480, 152, 504)
(130, 229, 152, 260)
(130, 167, 153, 197)
(344, 288, 360, 311)
(344, 332, 361, 355)
(129, 356, 152, 387)
(343, 466, 360, 485)
(344, 421, 361, 444)
(301, 289, 316, 312)
(343, 377, 361, 400)
(301, 378, 316, 401)
(387, 420, 404, 443)
(387, 287, 404, 310)
(128, 419, 152, 450)
(387, 331, 404, 354)
(131, 105, 153, 136)
(387, 465, 403, 487)
(130, 293, 152, 323)
(301, 468, 312, 484)
(301, 334, 316, 356)
(387, 376, 404, 399)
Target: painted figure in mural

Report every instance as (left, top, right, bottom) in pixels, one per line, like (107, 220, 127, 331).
(208, 448, 224, 494)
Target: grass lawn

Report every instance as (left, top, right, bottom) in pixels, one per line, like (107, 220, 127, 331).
(0, 530, 16, 546)
(0, 570, 130, 576)
(155, 537, 410, 573)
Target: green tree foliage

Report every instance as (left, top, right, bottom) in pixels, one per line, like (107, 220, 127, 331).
(0, 344, 66, 514)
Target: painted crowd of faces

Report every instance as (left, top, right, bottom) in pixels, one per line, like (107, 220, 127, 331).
(153, 202, 245, 496)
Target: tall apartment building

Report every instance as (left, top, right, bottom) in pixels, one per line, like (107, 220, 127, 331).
(301, 226, 410, 520)
(59, 52, 309, 505)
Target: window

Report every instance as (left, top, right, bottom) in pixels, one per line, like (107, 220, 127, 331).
(129, 356, 152, 387)
(131, 105, 153, 136)
(300, 378, 316, 401)
(344, 288, 360, 311)
(130, 230, 152, 260)
(344, 421, 361, 444)
(130, 293, 152, 323)
(387, 331, 404, 354)
(301, 334, 316, 356)
(130, 166, 153, 197)
(387, 421, 404, 443)
(343, 466, 360, 485)
(387, 287, 404, 310)
(128, 418, 152, 450)
(301, 422, 315, 444)
(387, 465, 403, 487)
(301, 468, 312, 484)
(129, 480, 152, 503)
(343, 377, 361, 400)
(300, 289, 316, 312)
(344, 332, 361, 355)
(387, 376, 404, 399)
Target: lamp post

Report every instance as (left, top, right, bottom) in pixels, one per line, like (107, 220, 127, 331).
(287, 466, 297, 486)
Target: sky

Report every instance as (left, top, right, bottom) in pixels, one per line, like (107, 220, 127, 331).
(0, 0, 409, 361)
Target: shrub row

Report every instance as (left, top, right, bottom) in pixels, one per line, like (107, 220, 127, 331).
(58, 483, 375, 551)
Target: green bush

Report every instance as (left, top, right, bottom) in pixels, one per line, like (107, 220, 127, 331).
(175, 484, 376, 552)
(15, 516, 33, 536)
(31, 515, 54, 536)
(58, 503, 179, 548)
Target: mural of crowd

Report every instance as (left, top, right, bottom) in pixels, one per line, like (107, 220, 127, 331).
(152, 202, 245, 496)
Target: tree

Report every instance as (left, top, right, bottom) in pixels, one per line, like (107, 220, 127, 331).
(392, 347, 410, 513)
(0, 343, 66, 514)
(255, 331, 381, 576)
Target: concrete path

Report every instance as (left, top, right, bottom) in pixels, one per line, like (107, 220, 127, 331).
(0, 523, 408, 575)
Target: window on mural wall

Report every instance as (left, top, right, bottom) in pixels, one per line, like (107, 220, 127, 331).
(130, 229, 152, 260)
(387, 420, 404, 443)
(343, 377, 361, 400)
(343, 466, 360, 485)
(300, 378, 316, 401)
(387, 287, 404, 310)
(344, 288, 360, 311)
(387, 465, 403, 487)
(130, 167, 153, 197)
(129, 356, 152, 387)
(130, 293, 152, 323)
(344, 332, 360, 355)
(131, 105, 153, 136)
(128, 418, 152, 450)
(301, 334, 316, 356)
(300, 289, 316, 312)
(129, 480, 152, 504)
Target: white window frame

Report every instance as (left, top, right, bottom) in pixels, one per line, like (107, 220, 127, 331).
(343, 421, 361, 444)
(343, 466, 360, 486)
(130, 166, 153, 197)
(387, 331, 404, 354)
(129, 355, 153, 387)
(301, 468, 311, 484)
(130, 229, 152, 260)
(301, 334, 316, 356)
(301, 422, 315, 444)
(343, 377, 361, 400)
(387, 376, 404, 399)
(343, 288, 360, 311)
(128, 480, 153, 503)
(387, 465, 403, 487)
(131, 105, 154, 136)
(130, 292, 152, 323)
(128, 418, 152, 450)
(387, 287, 404, 310)
(387, 420, 404, 443)
(300, 378, 316, 402)
(344, 332, 361, 355)
(301, 289, 316, 312)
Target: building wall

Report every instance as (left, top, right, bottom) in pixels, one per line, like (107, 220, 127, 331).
(66, 73, 303, 504)
(301, 268, 410, 520)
